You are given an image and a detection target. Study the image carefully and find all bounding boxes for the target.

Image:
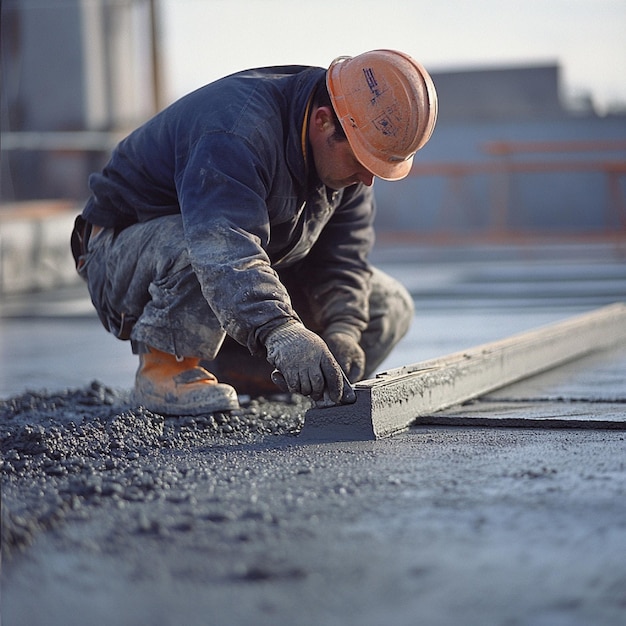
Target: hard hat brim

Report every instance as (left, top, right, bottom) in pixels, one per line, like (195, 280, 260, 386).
(345, 133, 415, 181)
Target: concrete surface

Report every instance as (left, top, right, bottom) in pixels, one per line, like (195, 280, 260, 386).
(2, 237, 626, 626)
(3, 404, 626, 626)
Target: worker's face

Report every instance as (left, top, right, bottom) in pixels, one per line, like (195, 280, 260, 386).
(310, 107, 375, 190)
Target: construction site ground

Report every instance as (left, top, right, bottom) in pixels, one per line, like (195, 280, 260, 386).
(1, 241, 626, 626)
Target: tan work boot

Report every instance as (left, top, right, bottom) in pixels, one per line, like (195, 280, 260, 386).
(133, 346, 239, 415)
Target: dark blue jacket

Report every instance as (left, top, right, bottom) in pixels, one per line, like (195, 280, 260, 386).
(83, 65, 375, 354)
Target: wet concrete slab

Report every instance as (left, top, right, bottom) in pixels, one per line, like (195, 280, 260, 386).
(3, 334, 626, 626)
(3, 423, 626, 626)
(2, 244, 626, 626)
(424, 400, 626, 427)
(486, 345, 626, 402)
(421, 346, 626, 429)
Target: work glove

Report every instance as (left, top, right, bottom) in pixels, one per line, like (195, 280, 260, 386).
(323, 330, 365, 383)
(265, 322, 351, 404)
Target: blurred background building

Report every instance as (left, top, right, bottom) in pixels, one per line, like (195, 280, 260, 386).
(375, 64, 626, 241)
(1, 0, 159, 202)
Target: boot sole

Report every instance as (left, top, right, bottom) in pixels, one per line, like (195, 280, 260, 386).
(132, 386, 240, 416)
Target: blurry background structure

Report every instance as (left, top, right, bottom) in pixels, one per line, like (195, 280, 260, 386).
(1, 0, 159, 202)
(1, 0, 625, 295)
(375, 65, 626, 240)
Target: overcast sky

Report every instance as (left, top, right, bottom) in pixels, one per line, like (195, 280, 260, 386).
(158, 0, 626, 113)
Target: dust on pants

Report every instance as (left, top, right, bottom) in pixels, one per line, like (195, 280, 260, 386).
(78, 214, 414, 382)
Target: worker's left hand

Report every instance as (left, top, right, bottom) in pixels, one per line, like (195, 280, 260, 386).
(324, 331, 365, 383)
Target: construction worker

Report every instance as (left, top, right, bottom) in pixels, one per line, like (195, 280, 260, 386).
(71, 49, 438, 415)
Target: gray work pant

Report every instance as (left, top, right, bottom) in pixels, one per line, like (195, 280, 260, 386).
(78, 215, 414, 380)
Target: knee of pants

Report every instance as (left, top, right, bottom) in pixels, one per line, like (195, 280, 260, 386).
(361, 267, 414, 375)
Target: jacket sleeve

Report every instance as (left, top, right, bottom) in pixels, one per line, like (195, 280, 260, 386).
(177, 132, 301, 355)
(297, 183, 375, 340)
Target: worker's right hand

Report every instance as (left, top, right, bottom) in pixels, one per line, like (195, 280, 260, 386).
(265, 322, 345, 403)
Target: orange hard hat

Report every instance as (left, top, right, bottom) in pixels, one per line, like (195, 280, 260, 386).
(326, 49, 438, 181)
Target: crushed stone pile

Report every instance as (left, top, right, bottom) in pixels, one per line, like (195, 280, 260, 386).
(1, 381, 311, 558)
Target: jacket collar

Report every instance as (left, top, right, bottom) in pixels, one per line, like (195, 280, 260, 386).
(284, 67, 326, 189)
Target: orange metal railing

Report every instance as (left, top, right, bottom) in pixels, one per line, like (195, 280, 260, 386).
(405, 140, 626, 239)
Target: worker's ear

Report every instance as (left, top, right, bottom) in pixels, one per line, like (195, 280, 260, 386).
(312, 106, 335, 134)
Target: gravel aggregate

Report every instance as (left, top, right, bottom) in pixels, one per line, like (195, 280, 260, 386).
(1, 381, 310, 559)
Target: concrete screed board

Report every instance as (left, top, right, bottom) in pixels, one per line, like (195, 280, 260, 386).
(302, 303, 626, 440)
